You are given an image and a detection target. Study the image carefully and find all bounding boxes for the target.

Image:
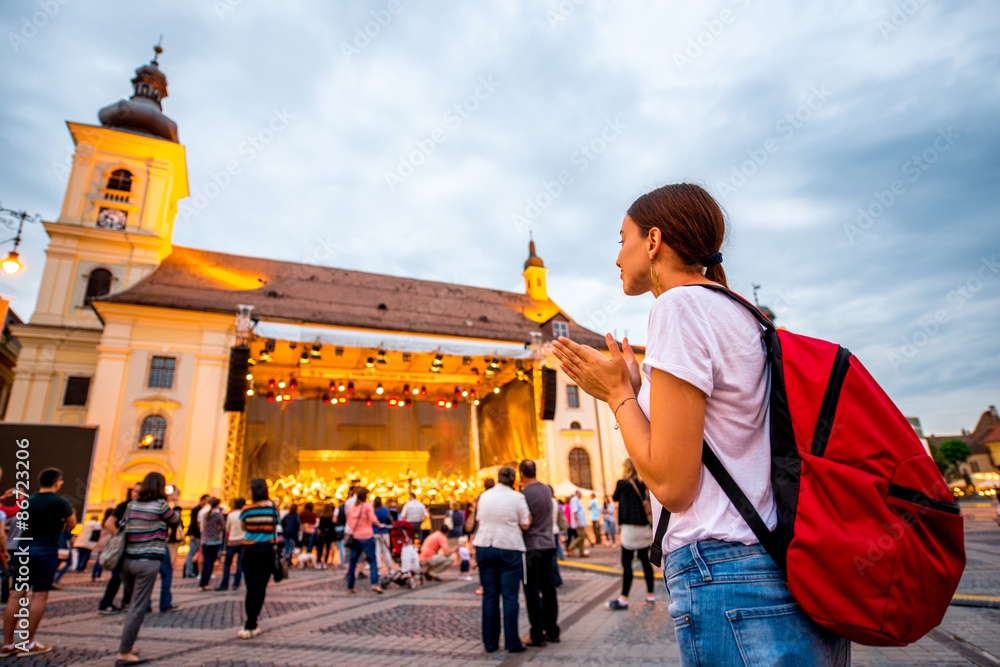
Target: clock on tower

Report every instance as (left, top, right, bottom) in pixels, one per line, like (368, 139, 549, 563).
(96, 207, 127, 230)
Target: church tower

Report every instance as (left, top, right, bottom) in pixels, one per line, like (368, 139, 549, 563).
(30, 44, 188, 330)
(523, 236, 548, 302)
(5, 46, 188, 424)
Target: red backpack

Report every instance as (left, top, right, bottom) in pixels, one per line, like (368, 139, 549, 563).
(649, 285, 965, 647)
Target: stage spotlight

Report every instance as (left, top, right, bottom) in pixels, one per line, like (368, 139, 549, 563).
(276, 394, 284, 402)
(338, 382, 346, 392)
(455, 386, 462, 395)
(437, 400, 445, 407)
(473, 399, 480, 406)
(311, 342, 322, 358)
(267, 392, 275, 402)
(389, 398, 397, 406)
(289, 378, 297, 390)
(445, 401, 452, 409)
(278, 380, 286, 389)
(462, 390, 469, 397)
(348, 381, 355, 393)
(365, 399, 373, 407)
(283, 393, 291, 401)
(246, 388, 254, 396)
(403, 384, 410, 394)
(412, 386, 419, 395)
(452, 401, 459, 409)
(420, 386, 427, 396)
(246, 373, 253, 380)
(405, 400, 411, 408)
(268, 379, 276, 390)
(376, 383, 384, 395)
(494, 387, 500, 394)
(300, 351, 310, 365)
(366, 357, 375, 368)
(322, 393, 331, 404)
(338, 397, 347, 404)
(335, 347, 344, 356)
(377, 349, 387, 364)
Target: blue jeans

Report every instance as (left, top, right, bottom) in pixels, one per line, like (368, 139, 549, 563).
(184, 536, 200, 577)
(476, 546, 523, 652)
(604, 519, 616, 545)
(346, 538, 377, 589)
(218, 543, 243, 589)
(283, 536, 296, 565)
(665, 540, 851, 666)
(159, 551, 174, 611)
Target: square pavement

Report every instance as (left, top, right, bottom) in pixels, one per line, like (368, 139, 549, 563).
(2, 521, 998, 666)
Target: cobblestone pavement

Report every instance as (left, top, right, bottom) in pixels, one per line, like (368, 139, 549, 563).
(1, 520, 997, 665)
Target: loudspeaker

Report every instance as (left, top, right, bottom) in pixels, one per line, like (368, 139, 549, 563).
(224, 345, 251, 412)
(541, 366, 557, 420)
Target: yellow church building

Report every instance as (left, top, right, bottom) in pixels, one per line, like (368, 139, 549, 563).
(4, 48, 633, 512)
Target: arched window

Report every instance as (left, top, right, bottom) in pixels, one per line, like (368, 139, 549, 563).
(106, 169, 133, 192)
(568, 447, 592, 490)
(138, 414, 167, 449)
(83, 268, 113, 305)
(569, 421, 582, 430)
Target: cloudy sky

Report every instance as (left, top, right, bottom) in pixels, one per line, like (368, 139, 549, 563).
(0, 1, 997, 435)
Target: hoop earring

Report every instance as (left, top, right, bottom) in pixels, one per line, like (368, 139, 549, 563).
(650, 264, 662, 295)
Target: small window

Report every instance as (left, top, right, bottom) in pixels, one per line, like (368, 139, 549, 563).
(552, 321, 569, 339)
(138, 414, 167, 449)
(568, 447, 592, 490)
(106, 169, 132, 192)
(148, 356, 176, 389)
(63, 377, 91, 406)
(566, 384, 580, 409)
(569, 421, 582, 430)
(83, 268, 113, 305)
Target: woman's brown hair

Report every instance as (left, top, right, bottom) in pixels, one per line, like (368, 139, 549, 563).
(626, 183, 728, 288)
(138, 472, 167, 502)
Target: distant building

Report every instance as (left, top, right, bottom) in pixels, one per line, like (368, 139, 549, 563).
(926, 406, 1000, 478)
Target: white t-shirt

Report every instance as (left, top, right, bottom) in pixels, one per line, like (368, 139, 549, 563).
(638, 285, 777, 553)
(472, 484, 530, 552)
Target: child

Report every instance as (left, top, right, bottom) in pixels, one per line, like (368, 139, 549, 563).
(457, 536, 472, 581)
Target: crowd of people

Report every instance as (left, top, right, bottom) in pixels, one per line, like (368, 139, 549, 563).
(0, 458, 650, 660)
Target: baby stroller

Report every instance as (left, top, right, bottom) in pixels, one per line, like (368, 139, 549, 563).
(380, 519, 422, 589)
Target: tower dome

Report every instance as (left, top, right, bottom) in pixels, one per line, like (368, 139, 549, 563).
(523, 238, 545, 270)
(98, 44, 179, 143)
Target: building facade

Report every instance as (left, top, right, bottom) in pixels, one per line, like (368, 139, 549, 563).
(4, 49, 632, 511)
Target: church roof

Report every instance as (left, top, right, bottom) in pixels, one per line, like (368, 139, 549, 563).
(99, 246, 608, 348)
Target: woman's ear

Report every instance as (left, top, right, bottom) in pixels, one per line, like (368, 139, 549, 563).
(647, 227, 661, 258)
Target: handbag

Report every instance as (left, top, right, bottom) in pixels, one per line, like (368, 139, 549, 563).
(344, 503, 364, 551)
(98, 504, 129, 570)
(271, 506, 288, 582)
(621, 524, 654, 550)
(628, 478, 652, 523)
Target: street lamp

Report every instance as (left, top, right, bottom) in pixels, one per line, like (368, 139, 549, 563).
(0, 202, 42, 275)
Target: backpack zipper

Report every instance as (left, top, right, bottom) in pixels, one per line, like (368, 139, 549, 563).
(811, 346, 852, 457)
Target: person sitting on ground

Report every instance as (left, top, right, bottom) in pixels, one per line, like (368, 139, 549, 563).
(419, 524, 456, 581)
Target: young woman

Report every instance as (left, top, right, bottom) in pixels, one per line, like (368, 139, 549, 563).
(217, 498, 246, 590)
(239, 479, 278, 639)
(552, 184, 850, 665)
(115, 472, 181, 665)
(607, 459, 656, 610)
(198, 498, 224, 591)
(344, 487, 386, 594)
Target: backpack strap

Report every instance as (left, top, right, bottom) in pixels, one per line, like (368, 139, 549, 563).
(647, 442, 788, 574)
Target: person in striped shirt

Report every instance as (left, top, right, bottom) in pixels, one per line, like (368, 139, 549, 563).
(237, 479, 278, 639)
(116, 472, 180, 666)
